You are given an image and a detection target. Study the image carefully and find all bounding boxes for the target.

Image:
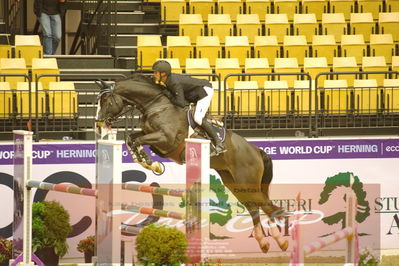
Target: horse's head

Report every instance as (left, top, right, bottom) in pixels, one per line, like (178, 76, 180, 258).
(95, 80, 125, 136)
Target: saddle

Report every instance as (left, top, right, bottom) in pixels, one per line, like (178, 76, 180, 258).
(187, 106, 226, 143)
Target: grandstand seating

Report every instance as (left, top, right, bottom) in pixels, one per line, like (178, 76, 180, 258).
(361, 56, 388, 86)
(31, 58, 60, 90)
(303, 57, 329, 84)
(386, 0, 399, 12)
(383, 79, 399, 113)
(274, 57, 301, 87)
(224, 36, 251, 65)
(196, 36, 222, 66)
(357, 0, 383, 18)
(208, 14, 234, 44)
(273, 0, 300, 21)
(293, 79, 313, 114)
(48, 82, 78, 118)
(332, 57, 359, 86)
(137, 35, 163, 69)
(253, 35, 280, 65)
(217, 0, 243, 21)
(236, 14, 261, 43)
(392, 56, 399, 72)
(378, 12, 399, 41)
(244, 58, 271, 87)
(0, 82, 13, 118)
(302, 0, 328, 21)
(322, 79, 351, 114)
(16, 82, 45, 118)
(0, 34, 11, 59)
(265, 14, 290, 43)
(321, 13, 347, 42)
(179, 14, 204, 44)
(0, 58, 28, 89)
(340, 34, 367, 63)
(329, 0, 355, 20)
(233, 80, 260, 115)
(215, 58, 241, 88)
(185, 58, 213, 77)
(210, 81, 226, 114)
(349, 13, 375, 42)
(283, 35, 309, 65)
(264, 80, 290, 114)
(245, 0, 271, 21)
(166, 36, 194, 67)
(189, 0, 215, 22)
(14, 35, 42, 68)
(311, 35, 338, 64)
(161, 0, 186, 22)
(369, 34, 395, 64)
(293, 13, 318, 39)
(353, 79, 379, 113)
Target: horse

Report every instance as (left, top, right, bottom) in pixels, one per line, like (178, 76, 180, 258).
(95, 74, 289, 253)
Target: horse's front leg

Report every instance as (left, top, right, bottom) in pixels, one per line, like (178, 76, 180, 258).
(126, 132, 145, 163)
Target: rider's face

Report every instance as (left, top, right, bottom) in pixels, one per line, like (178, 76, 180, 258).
(153, 71, 167, 83)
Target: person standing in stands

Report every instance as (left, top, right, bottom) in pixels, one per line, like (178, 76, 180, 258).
(34, 0, 66, 55)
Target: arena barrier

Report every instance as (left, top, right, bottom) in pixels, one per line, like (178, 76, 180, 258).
(12, 130, 210, 265)
(289, 190, 359, 266)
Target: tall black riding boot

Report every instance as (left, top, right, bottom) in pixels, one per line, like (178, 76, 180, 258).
(201, 118, 226, 156)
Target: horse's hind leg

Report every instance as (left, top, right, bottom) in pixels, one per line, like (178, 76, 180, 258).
(260, 202, 289, 251)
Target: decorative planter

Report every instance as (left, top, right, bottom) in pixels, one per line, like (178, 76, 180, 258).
(84, 250, 94, 263)
(36, 247, 59, 266)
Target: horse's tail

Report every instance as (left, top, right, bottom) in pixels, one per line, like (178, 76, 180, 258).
(259, 148, 273, 194)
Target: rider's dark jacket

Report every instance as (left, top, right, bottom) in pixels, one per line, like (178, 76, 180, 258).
(163, 74, 212, 108)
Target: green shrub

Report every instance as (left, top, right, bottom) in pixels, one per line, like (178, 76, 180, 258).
(0, 238, 13, 263)
(32, 201, 72, 257)
(136, 224, 188, 265)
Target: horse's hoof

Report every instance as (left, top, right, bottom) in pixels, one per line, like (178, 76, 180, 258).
(259, 238, 270, 253)
(278, 239, 289, 251)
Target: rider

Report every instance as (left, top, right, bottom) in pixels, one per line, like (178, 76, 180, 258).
(152, 60, 226, 156)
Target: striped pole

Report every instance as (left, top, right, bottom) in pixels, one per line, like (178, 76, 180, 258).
(121, 224, 144, 235)
(26, 180, 97, 197)
(121, 203, 185, 220)
(122, 183, 185, 198)
(304, 227, 355, 255)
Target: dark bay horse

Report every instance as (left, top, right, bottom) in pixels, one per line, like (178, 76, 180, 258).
(95, 74, 288, 253)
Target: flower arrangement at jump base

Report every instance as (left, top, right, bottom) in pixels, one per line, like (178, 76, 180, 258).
(359, 247, 380, 266)
(0, 238, 13, 265)
(77, 235, 95, 263)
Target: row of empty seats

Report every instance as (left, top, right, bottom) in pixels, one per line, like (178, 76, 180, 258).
(177, 13, 399, 43)
(208, 78, 399, 115)
(158, 56, 399, 87)
(161, 0, 399, 22)
(0, 35, 43, 67)
(0, 81, 78, 118)
(137, 34, 399, 68)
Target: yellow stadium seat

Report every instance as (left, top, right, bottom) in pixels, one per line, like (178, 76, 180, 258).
(369, 34, 395, 64)
(0, 82, 13, 118)
(31, 58, 60, 90)
(350, 13, 375, 42)
(244, 58, 272, 87)
(254, 36, 280, 65)
(166, 36, 193, 67)
(322, 79, 351, 114)
(179, 14, 204, 44)
(189, 0, 215, 22)
(273, 0, 300, 21)
(14, 35, 43, 68)
(340, 34, 367, 64)
(303, 57, 329, 85)
(283, 35, 310, 65)
(137, 35, 163, 69)
(383, 79, 399, 113)
(208, 14, 233, 44)
(233, 80, 261, 115)
(0, 58, 29, 90)
(379, 12, 399, 42)
(209, 81, 227, 114)
(321, 13, 347, 42)
(392, 56, 399, 72)
(386, 0, 399, 12)
(185, 58, 213, 77)
(332, 57, 358, 86)
(245, 0, 271, 21)
(264, 80, 291, 114)
(361, 56, 388, 86)
(16, 82, 46, 118)
(329, 0, 355, 20)
(353, 79, 379, 113)
(161, 0, 186, 23)
(224, 36, 251, 66)
(301, 0, 328, 21)
(312, 35, 338, 65)
(274, 57, 301, 87)
(217, 0, 243, 21)
(196, 36, 222, 66)
(265, 14, 290, 43)
(215, 58, 241, 88)
(48, 82, 78, 118)
(293, 14, 318, 39)
(236, 14, 262, 43)
(156, 58, 182, 73)
(293, 80, 313, 114)
(357, 0, 383, 18)
(0, 34, 11, 59)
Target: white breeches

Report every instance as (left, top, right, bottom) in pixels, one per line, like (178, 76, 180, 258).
(194, 86, 213, 125)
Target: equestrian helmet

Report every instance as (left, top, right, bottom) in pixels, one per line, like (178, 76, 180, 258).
(152, 60, 171, 75)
